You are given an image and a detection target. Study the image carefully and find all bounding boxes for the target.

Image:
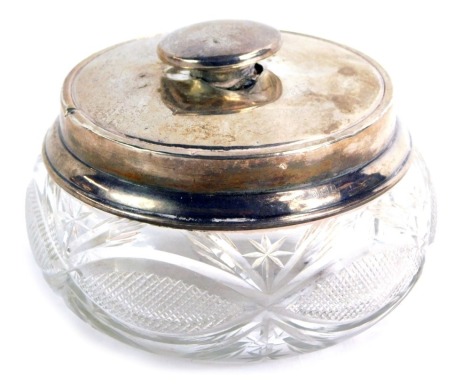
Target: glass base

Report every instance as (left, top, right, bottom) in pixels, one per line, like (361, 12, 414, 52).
(26, 152, 435, 360)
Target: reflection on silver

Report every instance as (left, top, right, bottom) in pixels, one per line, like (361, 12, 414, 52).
(44, 119, 411, 230)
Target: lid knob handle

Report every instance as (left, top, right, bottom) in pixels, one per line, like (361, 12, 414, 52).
(157, 20, 283, 114)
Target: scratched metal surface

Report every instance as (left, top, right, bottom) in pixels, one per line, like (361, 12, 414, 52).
(70, 33, 386, 150)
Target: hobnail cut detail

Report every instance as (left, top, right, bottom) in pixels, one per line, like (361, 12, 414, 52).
(26, 153, 435, 360)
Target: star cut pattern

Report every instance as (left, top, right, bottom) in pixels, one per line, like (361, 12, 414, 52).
(244, 235, 292, 269)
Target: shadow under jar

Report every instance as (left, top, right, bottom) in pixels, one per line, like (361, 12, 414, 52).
(26, 20, 436, 361)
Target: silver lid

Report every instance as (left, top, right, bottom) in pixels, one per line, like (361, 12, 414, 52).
(43, 20, 411, 230)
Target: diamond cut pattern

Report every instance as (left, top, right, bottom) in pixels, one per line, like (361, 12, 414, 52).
(286, 247, 422, 321)
(76, 270, 243, 333)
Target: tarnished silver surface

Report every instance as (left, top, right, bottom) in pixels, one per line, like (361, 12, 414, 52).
(157, 20, 283, 113)
(157, 20, 282, 69)
(42, 21, 412, 229)
(159, 64, 282, 114)
(44, 118, 411, 229)
(65, 33, 388, 150)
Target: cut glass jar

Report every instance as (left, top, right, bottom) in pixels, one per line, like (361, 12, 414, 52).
(26, 20, 436, 360)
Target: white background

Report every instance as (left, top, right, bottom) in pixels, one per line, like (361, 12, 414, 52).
(1, 1, 469, 391)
